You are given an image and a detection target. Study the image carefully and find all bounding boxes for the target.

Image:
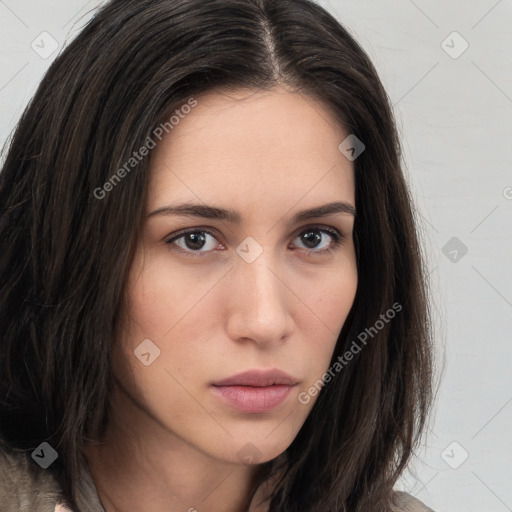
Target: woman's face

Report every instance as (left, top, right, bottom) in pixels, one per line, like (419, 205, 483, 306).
(112, 87, 358, 466)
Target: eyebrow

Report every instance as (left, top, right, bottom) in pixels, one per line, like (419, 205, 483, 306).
(147, 200, 356, 224)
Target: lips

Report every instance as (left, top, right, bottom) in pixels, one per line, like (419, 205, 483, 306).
(212, 369, 299, 387)
(210, 369, 299, 413)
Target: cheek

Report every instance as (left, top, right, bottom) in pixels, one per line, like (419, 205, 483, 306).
(118, 251, 213, 380)
(306, 263, 357, 334)
(300, 262, 358, 369)
(122, 249, 200, 339)
(111, 275, 205, 417)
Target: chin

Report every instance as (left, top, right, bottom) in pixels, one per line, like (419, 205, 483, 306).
(208, 435, 292, 466)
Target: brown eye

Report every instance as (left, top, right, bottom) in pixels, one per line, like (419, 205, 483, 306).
(292, 227, 343, 255)
(166, 230, 221, 255)
(165, 226, 343, 258)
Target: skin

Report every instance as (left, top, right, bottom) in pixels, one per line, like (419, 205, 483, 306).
(84, 86, 358, 512)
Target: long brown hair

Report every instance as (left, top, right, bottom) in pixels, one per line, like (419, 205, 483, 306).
(0, 0, 435, 510)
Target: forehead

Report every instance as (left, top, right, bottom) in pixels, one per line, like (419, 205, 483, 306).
(147, 87, 355, 216)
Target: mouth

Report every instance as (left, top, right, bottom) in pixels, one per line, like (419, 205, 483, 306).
(210, 369, 299, 413)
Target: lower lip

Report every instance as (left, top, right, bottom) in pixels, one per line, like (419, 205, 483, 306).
(210, 385, 294, 413)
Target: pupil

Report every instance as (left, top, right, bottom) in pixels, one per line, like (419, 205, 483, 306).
(303, 231, 321, 249)
(186, 233, 206, 250)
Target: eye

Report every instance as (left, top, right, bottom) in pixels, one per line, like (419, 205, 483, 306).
(165, 229, 222, 256)
(291, 226, 344, 255)
(165, 226, 344, 257)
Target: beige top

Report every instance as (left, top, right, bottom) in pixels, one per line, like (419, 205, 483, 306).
(0, 441, 435, 511)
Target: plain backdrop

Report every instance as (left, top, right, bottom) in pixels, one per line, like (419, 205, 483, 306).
(1, 1, 511, 511)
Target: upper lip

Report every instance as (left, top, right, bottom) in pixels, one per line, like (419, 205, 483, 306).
(212, 369, 299, 387)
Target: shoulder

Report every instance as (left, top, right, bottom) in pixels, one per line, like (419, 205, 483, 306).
(391, 490, 436, 512)
(0, 438, 72, 512)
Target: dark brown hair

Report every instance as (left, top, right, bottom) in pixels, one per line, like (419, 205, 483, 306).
(0, 0, 435, 510)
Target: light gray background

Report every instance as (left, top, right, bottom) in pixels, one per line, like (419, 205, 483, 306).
(1, 1, 511, 511)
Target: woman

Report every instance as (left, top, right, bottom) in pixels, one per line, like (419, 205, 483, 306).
(0, 0, 437, 510)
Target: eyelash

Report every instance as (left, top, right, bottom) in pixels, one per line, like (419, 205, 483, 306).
(164, 225, 344, 258)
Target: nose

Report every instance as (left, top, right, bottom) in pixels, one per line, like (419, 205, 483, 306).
(224, 250, 294, 347)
